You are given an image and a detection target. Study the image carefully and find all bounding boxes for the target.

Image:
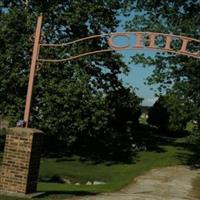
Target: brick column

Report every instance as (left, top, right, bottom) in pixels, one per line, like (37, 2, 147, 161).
(0, 128, 43, 195)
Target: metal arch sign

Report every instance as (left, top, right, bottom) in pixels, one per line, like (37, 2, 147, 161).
(38, 32, 200, 62)
(23, 15, 200, 127)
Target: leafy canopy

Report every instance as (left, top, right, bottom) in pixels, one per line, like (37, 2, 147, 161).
(0, 0, 142, 161)
(125, 0, 200, 129)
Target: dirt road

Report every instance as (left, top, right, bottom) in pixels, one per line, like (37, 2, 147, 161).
(71, 166, 200, 200)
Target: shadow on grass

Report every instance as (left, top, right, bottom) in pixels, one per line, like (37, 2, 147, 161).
(37, 191, 98, 199)
(178, 148, 200, 169)
(53, 124, 169, 165)
(132, 124, 188, 153)
(135, 125, 200, 169)
(168, 132, 200, 169)
(42, 124, 191, 165)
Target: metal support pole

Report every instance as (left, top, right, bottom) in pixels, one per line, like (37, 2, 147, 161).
(23, 15, 43, 127)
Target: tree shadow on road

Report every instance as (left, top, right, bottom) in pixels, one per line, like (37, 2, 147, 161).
(37, 191, 98, 199)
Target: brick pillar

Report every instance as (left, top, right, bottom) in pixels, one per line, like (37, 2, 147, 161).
(0, 128, 43, 195)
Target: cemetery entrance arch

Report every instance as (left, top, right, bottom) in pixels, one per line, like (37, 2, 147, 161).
(24, 15, 200, 127)
(0, 15, 199, 197)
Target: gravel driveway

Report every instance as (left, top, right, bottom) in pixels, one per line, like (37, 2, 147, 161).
(70, 166, 200, 200)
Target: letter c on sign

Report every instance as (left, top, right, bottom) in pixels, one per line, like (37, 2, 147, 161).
(108, 33, 130, 50)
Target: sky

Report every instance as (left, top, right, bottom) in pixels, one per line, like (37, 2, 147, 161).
(115, 15, 159, 106)
(119, 51, 159, 106)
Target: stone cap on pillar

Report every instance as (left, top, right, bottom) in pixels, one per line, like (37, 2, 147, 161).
(8, 127, 43, 135)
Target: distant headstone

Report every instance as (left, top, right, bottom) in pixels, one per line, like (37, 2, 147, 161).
(93, 181, 106, 185)
(63, 179, 71, 184)
(86, 181, 92, 185)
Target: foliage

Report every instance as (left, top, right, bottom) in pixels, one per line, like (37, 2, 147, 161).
(0, 0, 129, 123)
(125, 0, 200, 130)
(0, 128, 6, 151)
(147, 96, 169, 131)
(71, 87, 142, 161)
(126, 0, 200, 166)
(0, 1, 142, 160)
(148, 94, 188, 133)
(187, 128, 200, 166)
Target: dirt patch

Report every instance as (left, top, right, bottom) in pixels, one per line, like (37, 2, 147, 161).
(192, 176, 200, 199)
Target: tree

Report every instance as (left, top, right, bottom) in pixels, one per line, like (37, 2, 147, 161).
(148, 94, 188, 133)
(125, 0, 200, 130)
(74, 87, 142, 161)
(0, 0, 129, 123)
(103, 87, 142, 160)
(0, 1, 142, 160)
(147, 96, 169, 131)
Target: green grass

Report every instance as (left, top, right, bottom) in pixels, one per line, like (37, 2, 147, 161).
(38, 139, 190, 192)
(0, 136, 194, 200)
(186, 121, 196, 132)
(139, 114, 148, 124)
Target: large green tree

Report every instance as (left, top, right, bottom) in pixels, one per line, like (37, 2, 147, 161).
(148, 94, 188, 133)
(0, 1, 142, 160)
(0, 0, 129, 122)
(125, 0, 200, 130)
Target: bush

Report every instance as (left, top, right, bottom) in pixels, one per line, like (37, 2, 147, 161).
(0, 129, 6, 152)
(147, 95, 188, 134)
(147, 96, 169, 131)
(40, 87, 141, 162)
(71, 88, 142, 162)
(187, 129, 200, 166)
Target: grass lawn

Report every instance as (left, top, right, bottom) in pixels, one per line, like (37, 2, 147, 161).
(186, 121, 196, 132)
(0, 135, 194, 200)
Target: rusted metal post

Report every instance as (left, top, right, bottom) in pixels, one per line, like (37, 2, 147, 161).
(24, 15, 43, 127)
